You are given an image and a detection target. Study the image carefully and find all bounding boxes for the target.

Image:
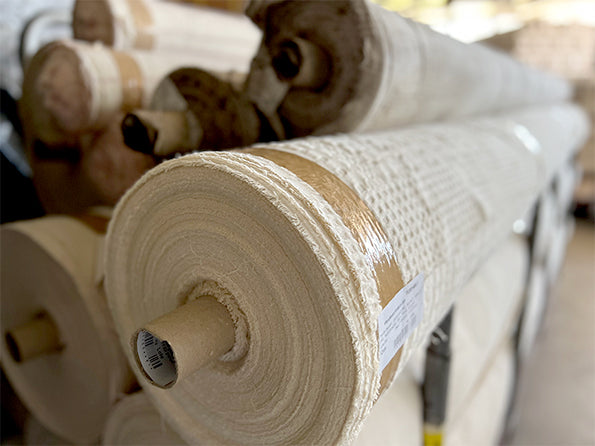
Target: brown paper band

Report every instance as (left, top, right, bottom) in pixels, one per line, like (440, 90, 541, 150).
(247, 148, 405, 394)
(126, 0, 154, 49)
(74, 214, 110, 234)
(112, 51, 144, 112)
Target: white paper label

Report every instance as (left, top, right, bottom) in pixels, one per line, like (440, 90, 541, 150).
(379, 273, 424, 371)
(137, 330, 177, 387)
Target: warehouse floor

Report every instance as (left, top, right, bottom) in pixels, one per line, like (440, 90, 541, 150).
(507, 218, 595, 446)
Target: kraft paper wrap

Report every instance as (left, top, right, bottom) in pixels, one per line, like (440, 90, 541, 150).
(20, 39, 241, 143)
(73, 0, 260, 70)
(102, 392, 186, 445)
(104, 103, 588, 444)
(0, 215, 135, 444)
(246, 0, 571, 137)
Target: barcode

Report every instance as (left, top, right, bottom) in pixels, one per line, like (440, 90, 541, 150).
(147, 353, 163, 370)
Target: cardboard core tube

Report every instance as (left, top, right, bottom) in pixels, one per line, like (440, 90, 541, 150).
(122, 110, 203, 157)
(134, 296, 235, 389)
(5, 313, 62, 363)
(272, 38, 330, 90)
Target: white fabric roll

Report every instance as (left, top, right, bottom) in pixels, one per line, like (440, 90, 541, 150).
(545, 217, 575, 287)
(20, 39, 244, 144)
(444, 342, 515, 446)
(102, 392, 186, 445)
(72, 0, 260, 70)
(553, 162, 579, 220)
(246, 0, 571, 137)
(0, 216, 134, 444)
(517, 266, 549, 361)
(104, 104, 587, 445)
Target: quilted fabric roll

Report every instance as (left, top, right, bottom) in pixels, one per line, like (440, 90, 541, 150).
(20, 39, 242, 145)
(105, 104, 587, 444)
(245, 0, 571, 137)
(102, 393, 185, 445)
(122, 68, 261, 157)
(72, 0, 260, 63)
(1, 215, 135, 443)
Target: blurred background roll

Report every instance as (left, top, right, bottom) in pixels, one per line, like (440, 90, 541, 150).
(1, 214, 135, 443)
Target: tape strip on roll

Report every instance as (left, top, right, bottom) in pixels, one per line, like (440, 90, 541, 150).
(247, 148, 405, 393)
(112, 51, 144, 111)
(126, 0, 154, 49)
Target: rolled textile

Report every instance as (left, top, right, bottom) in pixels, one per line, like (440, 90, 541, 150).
(245, 0, 571, 137)
(104, 104, 587, 445)
(122, 68, 261, 157)
(517, 266, 549, 360)
(72, 0, 260, 64)
(19, 39, 246, 145)
(444, 235, 528, 425)
(553, 162, 579, 220)
(29, 113, 156, 214)
(444, 342, 516, 446)
(102, 392, 186, 445)
(1, 215, 135, 443)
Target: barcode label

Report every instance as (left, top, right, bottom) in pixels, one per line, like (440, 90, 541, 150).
(378, 273, 424, 371)
(136, 330, 177, 387)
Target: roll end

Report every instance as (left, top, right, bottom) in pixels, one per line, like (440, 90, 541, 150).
(4, 313, 62, 363)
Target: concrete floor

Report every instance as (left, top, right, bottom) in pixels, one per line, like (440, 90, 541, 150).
(508, 219, 595, 446)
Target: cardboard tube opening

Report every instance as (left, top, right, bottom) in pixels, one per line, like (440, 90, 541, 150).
(272, 38, 330, 89)
(4, 313, 62, 363)
(134, 296, 236, 389)
(122, 110, 203, 157)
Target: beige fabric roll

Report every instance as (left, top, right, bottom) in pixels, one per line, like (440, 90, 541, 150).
(245, 0, 571, 137)
(72, 0, 260, 66)
(444, 341, 515, 446)
(1, 215, 134, 444)
(104, 104, 587, 444)
(445, 235, 528, 424)
(24, 416, 72, 446)
(20, 39, 243, 144)
(102, 392, 186, 445)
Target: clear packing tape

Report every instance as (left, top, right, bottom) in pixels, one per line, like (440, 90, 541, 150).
(0, 214, 135, 444)
(245, 0, 572, 137)
(104, 103, 588, 445)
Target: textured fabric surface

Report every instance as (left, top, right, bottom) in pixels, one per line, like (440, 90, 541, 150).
(102, 392, 185, 445)
(1, 216, 134, 443)
(104, 104, 588, 445)
(73, 0, 260, 72)
(247, 0, 571, 136)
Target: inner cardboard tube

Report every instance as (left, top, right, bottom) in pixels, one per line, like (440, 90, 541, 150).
(4, 313, 62, 363)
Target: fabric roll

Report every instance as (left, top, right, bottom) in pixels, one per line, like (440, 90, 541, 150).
(517, 266, 549, 360)
(553, 162, 579, 220)
(444, 342, 515, 446)
(445, 235, 528, 424)
(20, 39, 244, 145)
(72, 0, 260, 66)
(102, 393, 186, 445)
(105, 104, 587, 445)
(28, 113, 156, 214)
(123, 68, 261, 157)
(1, 215, 134, 444)
(245, 0, 571, 137)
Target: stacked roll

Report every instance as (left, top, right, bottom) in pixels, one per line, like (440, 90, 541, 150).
(72, 0, 260, 71)
(0, 214, 135, 443)
(245, 0, 571, 137)
(104, 103, 588, 444)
